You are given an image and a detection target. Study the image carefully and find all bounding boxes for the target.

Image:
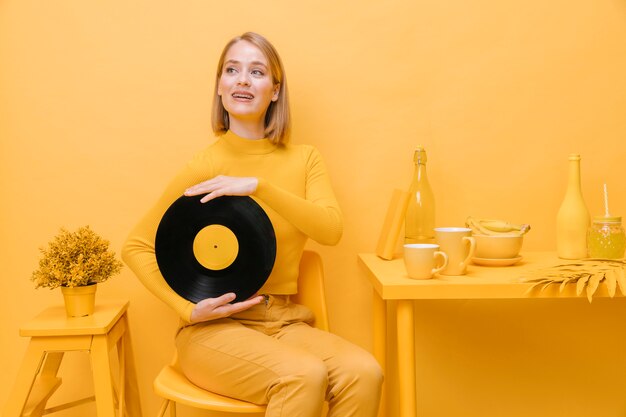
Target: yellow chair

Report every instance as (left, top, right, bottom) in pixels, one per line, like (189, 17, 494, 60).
(154, 250, 330, 416)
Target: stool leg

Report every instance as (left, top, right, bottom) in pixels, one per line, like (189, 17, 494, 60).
(117, 336, 125, 417)
(28, 352, 64, 417)
(91, 334, 117, 417)
(3, 340, 55, 417)
(120, 315, 142, 417)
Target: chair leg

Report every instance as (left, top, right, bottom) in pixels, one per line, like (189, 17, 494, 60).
(157, 399, 175, 417)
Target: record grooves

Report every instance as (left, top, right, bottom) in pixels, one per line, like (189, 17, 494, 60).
(155, 195, 276, 303)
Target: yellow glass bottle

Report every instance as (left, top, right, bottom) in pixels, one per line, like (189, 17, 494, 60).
(556, 154, 590, 259)
(404, 146, 435, 244)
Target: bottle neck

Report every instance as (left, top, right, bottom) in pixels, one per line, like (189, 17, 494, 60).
(411, 148, 430, 186)
(413, 148, 427, 164)
(566, 157, 582, 195)
(414, 161, 428, 180)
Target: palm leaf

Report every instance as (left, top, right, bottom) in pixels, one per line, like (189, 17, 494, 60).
(522, 259, 626, 302)
(586, 274, 602, 303)
(605, 270, 617, 298)
(617, 267, 626, 297)
(576, 275, 590, 296)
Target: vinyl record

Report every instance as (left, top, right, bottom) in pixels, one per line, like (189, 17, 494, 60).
(155, 195, 276, 303)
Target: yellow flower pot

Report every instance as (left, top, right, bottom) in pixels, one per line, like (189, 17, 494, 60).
(61, 283, 97, 317)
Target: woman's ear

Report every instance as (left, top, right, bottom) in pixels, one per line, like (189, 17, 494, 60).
(272, 84, 280, 102)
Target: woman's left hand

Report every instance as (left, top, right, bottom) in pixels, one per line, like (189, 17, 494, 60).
(184, 175, 259, 203)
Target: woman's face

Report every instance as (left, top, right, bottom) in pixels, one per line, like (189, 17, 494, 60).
(217, 40, 279, 127)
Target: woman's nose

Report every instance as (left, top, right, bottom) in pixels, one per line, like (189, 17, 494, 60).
(236, 73, 250, 86)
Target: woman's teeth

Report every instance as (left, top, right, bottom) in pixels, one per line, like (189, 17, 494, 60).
(233, 93, 253, 99)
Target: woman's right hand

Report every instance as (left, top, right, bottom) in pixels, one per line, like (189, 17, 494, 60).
(189, 293, 264, 323)
(184, 175, 259, 204)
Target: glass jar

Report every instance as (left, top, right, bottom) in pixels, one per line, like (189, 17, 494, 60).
(587, 216, 626, 259)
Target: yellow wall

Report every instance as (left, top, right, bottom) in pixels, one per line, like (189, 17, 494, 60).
(2, 1, 626, 416)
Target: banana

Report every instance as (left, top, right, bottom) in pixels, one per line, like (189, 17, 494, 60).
(480, 220, 530, 234)
(465, 217, 494, 235)
(465, 217, 530, 236)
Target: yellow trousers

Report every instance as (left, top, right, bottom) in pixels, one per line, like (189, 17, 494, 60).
(176, 295, 383, 417)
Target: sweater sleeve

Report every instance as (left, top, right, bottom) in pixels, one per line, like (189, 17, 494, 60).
(254, 146, 343, 245)
(122, 163, 207, 323)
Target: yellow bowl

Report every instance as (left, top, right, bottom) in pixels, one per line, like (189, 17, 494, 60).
(473, 234, 523, 259)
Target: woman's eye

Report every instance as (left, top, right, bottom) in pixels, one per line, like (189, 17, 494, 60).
(251, 69, 265, 76)
(225, 67, 237, 74)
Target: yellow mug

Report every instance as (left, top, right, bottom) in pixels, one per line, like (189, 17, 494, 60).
(403, 243, 449, 280)
(434, 227, 476, 276)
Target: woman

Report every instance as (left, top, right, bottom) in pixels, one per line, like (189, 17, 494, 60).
(122, 32, 383, 417)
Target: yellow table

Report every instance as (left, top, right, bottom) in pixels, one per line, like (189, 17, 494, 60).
(359, 251, 618, 417)
(4, 299, 142, 417)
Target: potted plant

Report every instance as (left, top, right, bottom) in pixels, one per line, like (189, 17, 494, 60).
(31, 226, 123, 317)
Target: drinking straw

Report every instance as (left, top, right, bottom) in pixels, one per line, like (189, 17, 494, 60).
(604, 183, 610, 217)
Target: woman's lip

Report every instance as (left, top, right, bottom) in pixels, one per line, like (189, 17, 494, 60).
(232, 91, 254, 100)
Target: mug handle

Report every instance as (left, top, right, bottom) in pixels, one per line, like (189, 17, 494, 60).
(460, 236, 476, 269)
(432, 251, 449, 276)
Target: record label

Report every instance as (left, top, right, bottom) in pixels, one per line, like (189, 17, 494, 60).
(155, 195, 276, 303)
(193, 224, 239, 270)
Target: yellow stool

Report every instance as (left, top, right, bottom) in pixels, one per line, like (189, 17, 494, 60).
(4, 300, 142, 417)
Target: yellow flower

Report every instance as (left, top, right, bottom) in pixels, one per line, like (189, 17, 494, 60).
(31, 226, 123, 289)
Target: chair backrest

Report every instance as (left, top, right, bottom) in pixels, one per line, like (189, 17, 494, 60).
(292, 250, 330, 332)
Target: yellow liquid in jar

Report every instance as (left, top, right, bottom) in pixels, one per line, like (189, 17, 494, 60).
(587, 222, 626, 259)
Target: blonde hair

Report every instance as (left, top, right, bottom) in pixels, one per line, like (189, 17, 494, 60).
(211, 32, 291, 145)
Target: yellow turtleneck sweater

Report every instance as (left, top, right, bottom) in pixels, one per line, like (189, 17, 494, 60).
(122, 131, 343, 323)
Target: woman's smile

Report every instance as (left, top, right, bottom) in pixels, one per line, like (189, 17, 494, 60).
(231, 90, 255, 101)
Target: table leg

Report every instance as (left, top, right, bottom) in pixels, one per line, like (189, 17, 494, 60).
(373, 291, 387, 417)
(396, 300, 416, 417)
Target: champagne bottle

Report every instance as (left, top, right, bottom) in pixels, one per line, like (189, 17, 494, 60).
(405, 146, 435, 244)
(556, 154, 590, 259)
